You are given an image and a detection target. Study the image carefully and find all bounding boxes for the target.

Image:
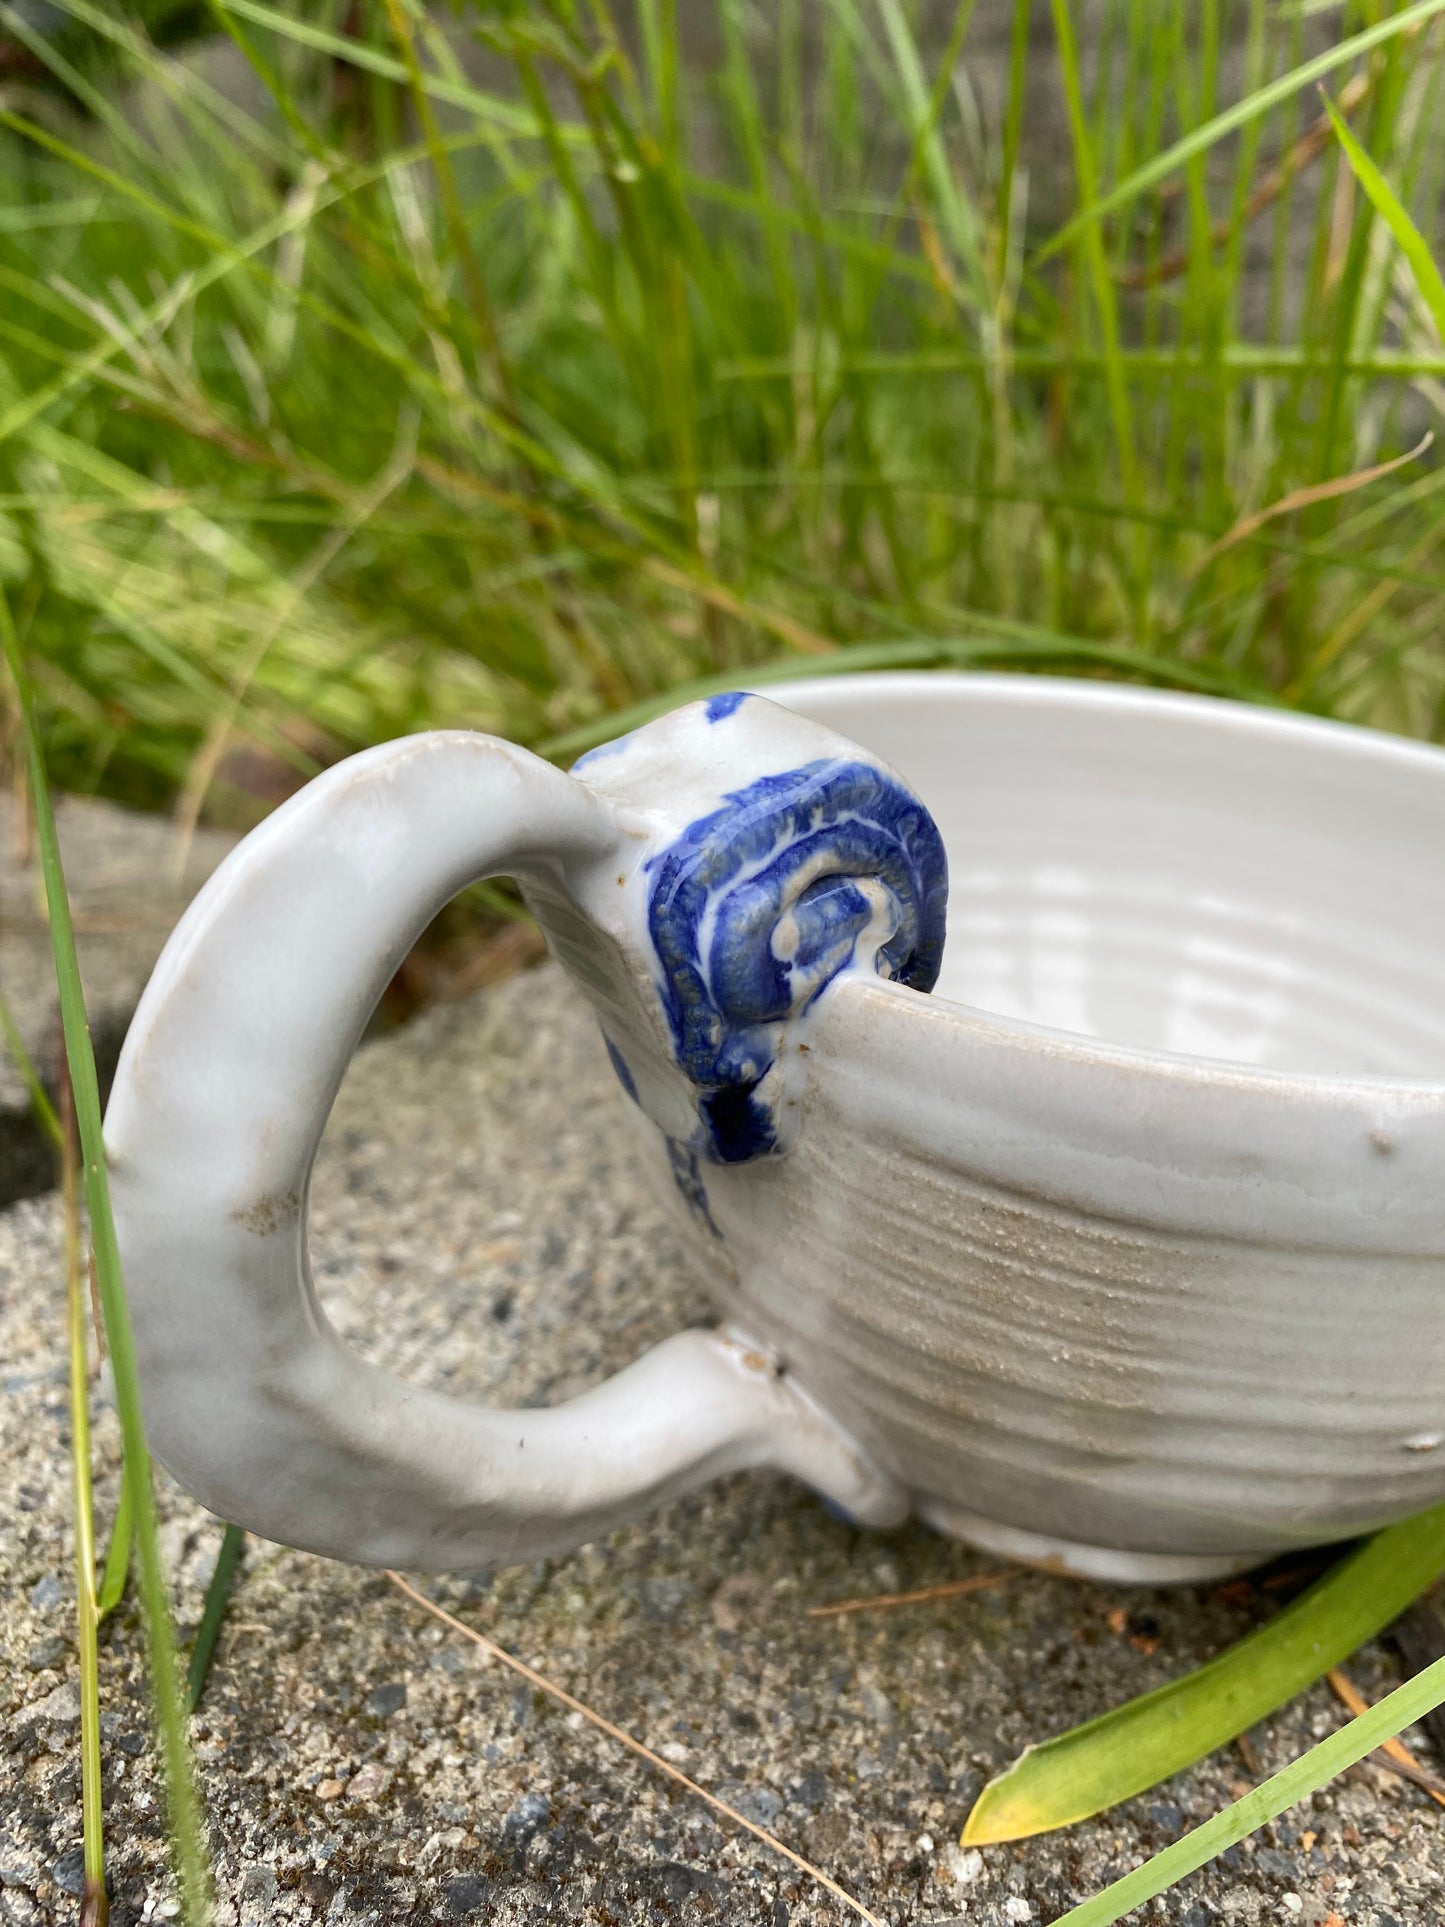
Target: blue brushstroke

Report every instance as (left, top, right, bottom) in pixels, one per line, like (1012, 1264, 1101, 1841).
(646, 758, 947, 1164)
(570, 729, 636, 774)
(603, 1035, 639, 1104)
(665, 1137, 722, 1239)
(705, 690, 750, 723)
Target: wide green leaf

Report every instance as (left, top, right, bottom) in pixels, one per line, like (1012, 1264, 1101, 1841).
(965, 1502, 1445, 1844)
(1056, 1648, 1445, 1925)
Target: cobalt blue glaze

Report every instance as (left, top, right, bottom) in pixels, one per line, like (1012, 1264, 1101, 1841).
(570, 729, 636, 773)
(705, 690, 750, 723)
(603, 1033, 722, 1231)
(665, 1137, 723, 1239)
(603, 1035, 639, 1104)
(646, 758, 947, 1164)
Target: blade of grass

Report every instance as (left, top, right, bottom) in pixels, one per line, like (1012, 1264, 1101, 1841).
(1321, 84, 1445, 342)
(0, 983, 62, 1148)
(1306, 46, 1407, 568)
(97, 1472, 134, 1623)
(1047, 0, 1143, 590)
(807, 1569, 1017, 1618)
(1036, 0, 1445, 265)
(711, 344, 1445, 379)
(1053, 1649, 1445, 1926)
(874, 0, 988, 309)
(59, 1061, 107, 1927)
(203, 0, 546, 139)
(1289, 509, 1445, 699)
(542, 630, 1279, 761)
(717, 0, 794, 349)
(963, 1501, 1445, 1845)
(1, 589, 213, 1925)
(1326, 1665, 1445, 1808)
(187, 1525, 246, 1713)
(994, 0, 1031, 291)
(378, 0, 517, 414)
(1118, 63, 1378, 293)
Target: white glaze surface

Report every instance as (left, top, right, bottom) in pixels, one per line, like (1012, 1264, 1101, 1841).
(766, 674, 1445, 1077)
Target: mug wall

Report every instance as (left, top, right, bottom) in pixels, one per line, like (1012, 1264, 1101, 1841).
(632, 1028, 1445, 1568)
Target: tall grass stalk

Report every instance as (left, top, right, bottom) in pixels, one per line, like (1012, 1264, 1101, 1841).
(59, 1061, 108, 1927)
(0, 985, 61, 1148)
(186, 1525, 246, 1713)
(97, 1473, 134, 1622)
(1, 589, 213, 1924)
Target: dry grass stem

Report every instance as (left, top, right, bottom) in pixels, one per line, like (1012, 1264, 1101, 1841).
(410, 456, 838, 658)
(1326, 1667, 1445, 1809)
(1118, 66, 1378, 291)
(169, 425, 418, 865)
(383, 1571, 884, 1927)
(806, 1568, 1017, 1618)
(1190, 432, 1434, 576)
(434, 922, 547, 1001)
(1291, 511, 1445, 695)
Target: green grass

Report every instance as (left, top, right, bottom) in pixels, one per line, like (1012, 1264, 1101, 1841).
(5, 2, 1445, 1921)
(3, 586, 213, 1921)
(1055, 1646, 1445, 1926)
(0, 0, 1442, 820)
(966, 1503, 1445, 1843)
(60, 1072, 108, 1927)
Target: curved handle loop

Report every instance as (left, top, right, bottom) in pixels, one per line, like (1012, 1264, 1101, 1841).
(106, 733, 903, 1569)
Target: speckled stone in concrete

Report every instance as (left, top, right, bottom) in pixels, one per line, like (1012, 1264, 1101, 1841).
(1, 963, 1442, 1925)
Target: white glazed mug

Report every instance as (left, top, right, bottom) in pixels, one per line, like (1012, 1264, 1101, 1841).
(107, 674, 1445, 1584)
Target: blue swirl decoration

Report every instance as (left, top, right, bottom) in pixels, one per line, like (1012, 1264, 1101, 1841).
(646, 757, 948, 1164)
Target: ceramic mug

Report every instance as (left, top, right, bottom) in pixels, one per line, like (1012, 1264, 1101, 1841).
(107, 674, 1445, 1584)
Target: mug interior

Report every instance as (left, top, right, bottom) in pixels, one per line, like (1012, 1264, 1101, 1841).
(761, 673, 1445, 1079)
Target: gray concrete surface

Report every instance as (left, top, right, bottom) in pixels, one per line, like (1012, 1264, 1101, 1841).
(2, 954, 1443, 1926)
(0, 794, 236, 1207)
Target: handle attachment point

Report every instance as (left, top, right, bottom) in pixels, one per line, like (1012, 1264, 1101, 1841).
(108, 721, 913, 1570)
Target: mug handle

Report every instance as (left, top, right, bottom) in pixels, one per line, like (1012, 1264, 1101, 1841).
(106, 733, 904, 1570)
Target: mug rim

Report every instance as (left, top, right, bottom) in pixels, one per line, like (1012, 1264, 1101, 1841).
(753, 669, 1445, 1107)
